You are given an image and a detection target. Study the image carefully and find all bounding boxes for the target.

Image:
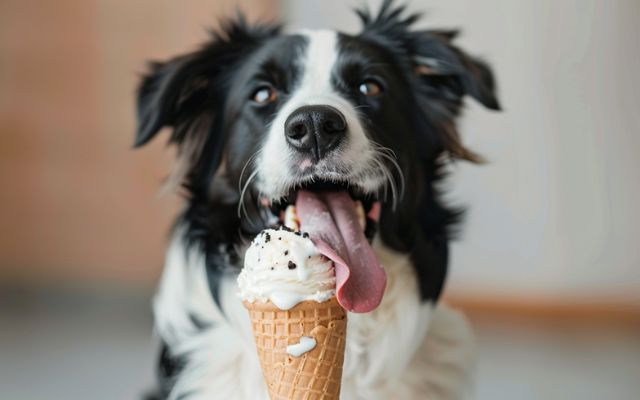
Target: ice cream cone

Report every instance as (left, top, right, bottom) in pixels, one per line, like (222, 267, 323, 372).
(244, 297, 347, 400)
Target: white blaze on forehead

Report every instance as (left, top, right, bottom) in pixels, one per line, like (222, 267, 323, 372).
(256, 29, 383, 200)
(296, 29, 338, 99)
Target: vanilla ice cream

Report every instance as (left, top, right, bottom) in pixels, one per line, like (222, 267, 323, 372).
(237, 228, 336, 310)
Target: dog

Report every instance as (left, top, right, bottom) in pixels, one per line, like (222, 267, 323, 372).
(136, 1, 500, 399)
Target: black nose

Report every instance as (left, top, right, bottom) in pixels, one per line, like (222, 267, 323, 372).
(284, 105, 347, 161)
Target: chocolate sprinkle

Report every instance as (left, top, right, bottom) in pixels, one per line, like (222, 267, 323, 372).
(264, 233, 271, 243)
(302, 232, 309, 238)
(288, 261, 297, 270)
(284, 250, 288, 256)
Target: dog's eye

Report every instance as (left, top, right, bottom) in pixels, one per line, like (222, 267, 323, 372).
(251, 86, 277, 104)
(358, 80, 383, 97)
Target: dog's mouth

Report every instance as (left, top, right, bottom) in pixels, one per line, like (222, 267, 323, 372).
(267, 181, 380, 241)
(261, 180, 387, 313)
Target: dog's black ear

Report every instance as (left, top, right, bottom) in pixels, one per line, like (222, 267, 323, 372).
(356, 0, 500, 111)
(135, 56, 203, 147)
(134, 16, 280, 148)
(413, 32, 500, 111)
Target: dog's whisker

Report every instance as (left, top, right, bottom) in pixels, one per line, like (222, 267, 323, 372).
(375, 149, 405, 201)
(238, 169, 260, 219)
(379, 158, 398, 210)
(373, 144, 405, 194)
(370, 157, 392, 207)
(238, 150, 261, 194)
(367, 142, 405, 209)
(237, 150, 263, 222)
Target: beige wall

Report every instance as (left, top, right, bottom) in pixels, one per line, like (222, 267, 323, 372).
(0, 0, 277, 286)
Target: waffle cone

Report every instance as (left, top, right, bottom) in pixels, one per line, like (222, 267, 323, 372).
(243, 297, 347, 400)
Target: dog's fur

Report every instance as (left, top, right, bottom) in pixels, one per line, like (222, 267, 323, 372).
(136, 2, 499, 399)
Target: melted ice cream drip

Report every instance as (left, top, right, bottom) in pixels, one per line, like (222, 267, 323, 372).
(286, 336, 317, 357)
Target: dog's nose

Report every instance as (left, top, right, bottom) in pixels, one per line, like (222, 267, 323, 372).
(284, 105, 347, 161)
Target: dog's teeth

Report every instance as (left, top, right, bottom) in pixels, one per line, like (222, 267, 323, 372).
(284, 202, 364, 232)
(355, 200, 365, 231)
(284, 205, 300, 231)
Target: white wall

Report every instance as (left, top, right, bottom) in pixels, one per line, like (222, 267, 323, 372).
(282, 0, 640, 303)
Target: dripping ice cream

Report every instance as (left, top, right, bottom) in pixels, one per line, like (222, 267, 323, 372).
(238, 228, 336, 310)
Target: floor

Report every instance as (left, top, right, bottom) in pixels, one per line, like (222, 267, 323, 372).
(1, 288, 639, 400)
(470, 315, 640, 400)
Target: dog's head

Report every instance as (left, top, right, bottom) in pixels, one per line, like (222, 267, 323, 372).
(135, 1, 499, 309)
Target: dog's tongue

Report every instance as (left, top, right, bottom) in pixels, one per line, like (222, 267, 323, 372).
(296, 190, 386, 313)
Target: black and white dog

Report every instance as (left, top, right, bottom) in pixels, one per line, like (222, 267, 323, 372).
(136, 1, 499, 399)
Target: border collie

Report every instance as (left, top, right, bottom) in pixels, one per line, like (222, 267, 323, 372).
(136, 1, 500, 399)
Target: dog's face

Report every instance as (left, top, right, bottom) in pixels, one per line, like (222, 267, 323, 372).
(135, 4, 499, 306)
(219, 29, 418, 217)
(236, 30, 394, 202)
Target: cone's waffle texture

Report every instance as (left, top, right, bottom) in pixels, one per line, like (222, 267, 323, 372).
(244, 297, 347, 400)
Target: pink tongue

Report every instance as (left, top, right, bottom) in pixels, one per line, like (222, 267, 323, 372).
(296, 190, 386, 313)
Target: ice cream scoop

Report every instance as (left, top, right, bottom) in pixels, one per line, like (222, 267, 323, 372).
(238, 228, 336, 310)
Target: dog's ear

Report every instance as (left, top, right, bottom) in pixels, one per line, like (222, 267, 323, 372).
(357, 1, 500, 163)
(135, 56, 205, 147)
(134, 15, 280, 148)
(356, 0, 500, 111)
(412, 31, 500, 111)
(134, 16, 279, 193)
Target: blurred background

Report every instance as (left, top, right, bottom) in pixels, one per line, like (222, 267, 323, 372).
(1, 0, 638, 399)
